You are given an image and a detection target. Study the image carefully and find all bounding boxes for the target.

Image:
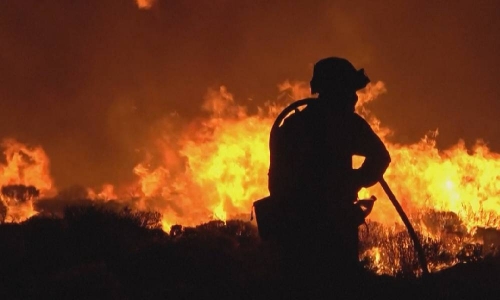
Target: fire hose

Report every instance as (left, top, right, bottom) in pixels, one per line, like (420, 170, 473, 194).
(379, 178, 429, 276)
(271, 99, 430, 276)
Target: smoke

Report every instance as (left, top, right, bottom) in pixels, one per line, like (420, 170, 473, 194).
(0, 0, 499, 191)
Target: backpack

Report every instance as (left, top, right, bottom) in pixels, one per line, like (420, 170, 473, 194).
(253, 99, 316, 240)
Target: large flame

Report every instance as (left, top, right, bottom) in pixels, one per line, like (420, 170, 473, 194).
(131, 86, 273, 228)
(1, 80, 499, 275)
(0, 139, 53, 222)
(133, 81, 500, 231)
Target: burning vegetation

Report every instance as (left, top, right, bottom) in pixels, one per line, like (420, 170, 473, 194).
(0, 81, 499, 278)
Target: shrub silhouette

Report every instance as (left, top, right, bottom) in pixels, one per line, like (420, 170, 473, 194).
(0, 184, 40, 223)
(1, 184, 40, 203)
(0, 201, 499, 299)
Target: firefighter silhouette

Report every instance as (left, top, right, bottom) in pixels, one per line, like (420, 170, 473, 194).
(266, 57, 391, 296)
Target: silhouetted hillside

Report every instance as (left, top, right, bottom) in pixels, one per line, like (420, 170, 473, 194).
(0, 202, 499, 299)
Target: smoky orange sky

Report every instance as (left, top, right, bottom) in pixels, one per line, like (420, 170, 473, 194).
(1, 0, 499, 190)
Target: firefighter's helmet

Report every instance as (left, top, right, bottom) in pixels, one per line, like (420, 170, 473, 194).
(310, 57, 370, 94)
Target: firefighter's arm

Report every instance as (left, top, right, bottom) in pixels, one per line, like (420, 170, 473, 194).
(351, 116, 391, 189)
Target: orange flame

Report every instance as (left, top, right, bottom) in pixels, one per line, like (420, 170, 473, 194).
(0, 139, 53, 222)
(129, 82, 500, 237)
(130, 86, 273, 229)
(87, 184, 118, 201)
(354, 82, 500, 232)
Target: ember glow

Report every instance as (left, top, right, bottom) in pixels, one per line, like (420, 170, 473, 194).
(135, 0, 156, 10)
(1, 81, 499, 275)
